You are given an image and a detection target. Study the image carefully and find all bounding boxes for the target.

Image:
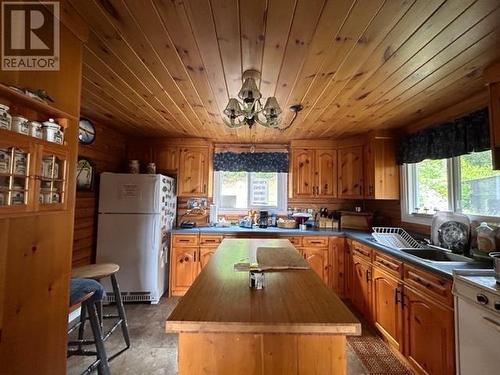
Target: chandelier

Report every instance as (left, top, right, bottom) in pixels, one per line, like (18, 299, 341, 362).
(223, 70, 302, 130)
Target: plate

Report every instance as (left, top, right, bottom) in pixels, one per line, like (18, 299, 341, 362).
(438, 221, 469, 252)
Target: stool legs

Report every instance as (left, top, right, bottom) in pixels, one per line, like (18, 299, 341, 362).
(110, 274, 130, 348)
(87, 300, 110, 375)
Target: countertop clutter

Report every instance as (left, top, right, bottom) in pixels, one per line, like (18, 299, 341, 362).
(172, 226, 491, 279)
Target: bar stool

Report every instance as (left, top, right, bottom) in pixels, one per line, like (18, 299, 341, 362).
(72, 263, 130, 361)
(68, 278, 110, 375)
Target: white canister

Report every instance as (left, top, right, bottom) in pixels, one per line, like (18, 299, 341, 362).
(10, 190, 24, 205)
(42, 119, 64, 144)
(11, 116, 29, 135)
(13, 150, 27, 175)
(40, 188, 52, 204)
(0, 148, 11, 173)
(0, 104, 11, 130)
(28, 121, 42, 138)
(51, 191, 60, 203)
(42, 157, 58, 178)
(129, 160, 140, 174)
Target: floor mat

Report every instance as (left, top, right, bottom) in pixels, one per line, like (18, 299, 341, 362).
(347, 335, 414, 375)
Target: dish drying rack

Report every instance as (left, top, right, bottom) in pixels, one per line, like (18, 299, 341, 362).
(372, 227, 424, 249)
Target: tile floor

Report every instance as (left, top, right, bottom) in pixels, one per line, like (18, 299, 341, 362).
(67, 298, 379, 375)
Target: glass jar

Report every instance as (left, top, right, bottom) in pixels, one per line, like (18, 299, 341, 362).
(0, 104, 11, 130)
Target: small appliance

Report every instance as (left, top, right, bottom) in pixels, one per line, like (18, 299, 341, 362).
(258, 210, 269, 228)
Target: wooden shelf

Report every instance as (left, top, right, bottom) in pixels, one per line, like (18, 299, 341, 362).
(0, 128, 68, 151)
(0, 83, 77, 121)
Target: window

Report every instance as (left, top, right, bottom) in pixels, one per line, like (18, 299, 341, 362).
(403, 150, 500, 223)
(214, 171, 287, 213)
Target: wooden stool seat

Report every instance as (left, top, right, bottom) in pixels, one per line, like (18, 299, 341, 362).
(72, 263, 120, 280)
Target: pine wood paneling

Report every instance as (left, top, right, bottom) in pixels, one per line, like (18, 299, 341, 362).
(72, 119, 127, 267)
(70, 0, 500, 141)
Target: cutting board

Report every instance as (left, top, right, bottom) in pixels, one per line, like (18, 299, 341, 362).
(234, 246, 310, 271)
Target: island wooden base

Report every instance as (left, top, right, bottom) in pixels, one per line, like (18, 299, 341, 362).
(178, 332, 346, 375)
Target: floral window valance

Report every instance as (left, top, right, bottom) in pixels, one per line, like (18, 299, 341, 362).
(213, 152, 288, 173)
(397, 108, 490, 164)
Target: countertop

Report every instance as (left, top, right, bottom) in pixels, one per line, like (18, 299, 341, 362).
(166, 238, 361, 335)
(172, 226, 492, 279)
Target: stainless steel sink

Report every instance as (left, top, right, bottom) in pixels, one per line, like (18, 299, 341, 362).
(401, 248, 472, 262)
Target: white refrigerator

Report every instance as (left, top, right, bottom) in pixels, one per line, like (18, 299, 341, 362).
(96, 173, 176, 304)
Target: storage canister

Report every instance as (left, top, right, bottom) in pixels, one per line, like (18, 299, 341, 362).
(0, 104, 11, 130)
(13, 150, 27, 175)
(0, 191, 6, 205)
(0, 148, 10, 173)
(477, 222, 496, 255)
(129, 160, 140, 174)
(146, 162, 156, 174)
(28, 121, 42, 138)
(11, 116, 29, 135)
(42, 119, 63, 144)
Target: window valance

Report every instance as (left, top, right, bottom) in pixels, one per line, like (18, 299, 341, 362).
(213, 151, 288, 173)
(397, 108, 490, 164)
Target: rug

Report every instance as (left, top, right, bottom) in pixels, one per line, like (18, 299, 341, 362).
(347, 335, 414, 375)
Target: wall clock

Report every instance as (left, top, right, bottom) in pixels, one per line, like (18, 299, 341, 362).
(76, 158, 94, 191)
(78, 118, 95, 145)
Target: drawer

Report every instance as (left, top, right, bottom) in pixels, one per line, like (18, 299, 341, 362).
(172, 234, 199, 246)
(199, 235, 223, 246)
(403, 264, 453, 306)
(286, 236, 303, 247)
(303, 236, 329, 247)
(352, 241, 372, 261)
(373, 251, 403, 278)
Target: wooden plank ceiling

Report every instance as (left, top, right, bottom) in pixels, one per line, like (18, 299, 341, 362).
(71, 0, 500, 142)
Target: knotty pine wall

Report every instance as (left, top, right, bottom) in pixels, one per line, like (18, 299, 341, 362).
(72, 120, 127, 267)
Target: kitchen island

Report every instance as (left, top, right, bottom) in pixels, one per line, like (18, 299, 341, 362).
(166, 238, 361, 375)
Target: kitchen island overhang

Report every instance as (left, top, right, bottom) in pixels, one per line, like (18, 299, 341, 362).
(166, 238, 361, 374)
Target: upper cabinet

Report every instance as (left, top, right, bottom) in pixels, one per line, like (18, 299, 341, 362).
(338, 146, 364, 199)
(289, 141, 337, 199)
(363, 137, 400, 200)
(154, 146, 178, 172)
(178, 146, 210, 197)
(485, 61, 500, 169)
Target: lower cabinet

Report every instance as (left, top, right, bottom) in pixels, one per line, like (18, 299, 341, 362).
(170, 247, 198, 296)
(403, 286, 455, 375)
(301, 246, 330, 285)
(198, 246, 217, 273)
(330, 237, 345, 295)
(351, 255, 372, 320)
(372, 267, 403, 351)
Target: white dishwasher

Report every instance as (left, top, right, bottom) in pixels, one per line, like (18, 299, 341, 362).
(453, 270, 500, 375)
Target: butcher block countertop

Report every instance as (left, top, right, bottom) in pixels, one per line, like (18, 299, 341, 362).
(166, 238, 361, 335)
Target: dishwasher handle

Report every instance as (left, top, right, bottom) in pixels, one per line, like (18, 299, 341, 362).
(483, 316, 500, 332)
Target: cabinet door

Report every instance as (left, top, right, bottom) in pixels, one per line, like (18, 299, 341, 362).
(198, 246, 216, 273)
(403, 287, 455, 375)
(171, 247, 198, 295)
(315, 149, 337, 198)
(291, 148, 315, 198)
(178, 147, 208, 196)
(344, 241, 353, 300)
(364, 138, 399, 199)
(351, 256, 372, 320)
(372, 267, 403, 351)
(363, 142, 375, 198)
(154, 146, 178, 172)
(304, 247, 329, 285)
(330, 237, 345, 295)
(338, 146, 363, 199)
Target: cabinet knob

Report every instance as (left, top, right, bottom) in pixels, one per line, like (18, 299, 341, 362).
(476, 293, 489, 305)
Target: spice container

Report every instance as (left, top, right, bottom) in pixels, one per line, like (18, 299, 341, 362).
(11, 116, 29, 135)
(249, 271, 265, 290)
(28, 121, 42, 138)
(0, 148, 11, 173)
(0, 104, 12, 130)
(129, 160, 140, 174)
(42, 119, 63, 144)
(13, 150, 27, 175)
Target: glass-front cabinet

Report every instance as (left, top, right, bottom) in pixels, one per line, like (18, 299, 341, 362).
(0, 129, 68, 214)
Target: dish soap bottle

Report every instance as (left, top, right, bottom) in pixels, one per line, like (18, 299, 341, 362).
(476, 222, 495, 258)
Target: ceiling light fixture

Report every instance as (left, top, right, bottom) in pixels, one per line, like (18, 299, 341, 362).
(223, 70, 302, 131)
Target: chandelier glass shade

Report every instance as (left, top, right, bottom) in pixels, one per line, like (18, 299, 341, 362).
(223, 70, 282, 129)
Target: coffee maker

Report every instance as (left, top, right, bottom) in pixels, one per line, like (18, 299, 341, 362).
(258, 210, 269, 228)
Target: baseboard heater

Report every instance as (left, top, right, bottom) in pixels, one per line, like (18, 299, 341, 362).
(104, 291, 154, 303)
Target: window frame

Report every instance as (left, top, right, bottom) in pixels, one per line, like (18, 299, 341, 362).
(213, 171, 288, 214)
(401, 153, 500, 225)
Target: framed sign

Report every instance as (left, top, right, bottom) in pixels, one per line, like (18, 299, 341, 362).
(76, 158, 95, 191)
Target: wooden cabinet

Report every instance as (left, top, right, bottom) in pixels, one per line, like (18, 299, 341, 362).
(302, 246, 330, 285)
(364, 137, 399, 199)
(338, 146, 363, 199)
(289, 147, 337, 199)
(403, 264, 453, 307)
(372, 267, 403, 351)
(153, 145, 178, 172)
(351, 255, 372, 319)
(344, 239, 354, 300)
(127, 143, 152, 164)
(198, 246, 216, 272)
(171, 247, 198, 295)
(330, 237, 345, 295)
(485, 61, 500, 169)
(403, 287, 455, 375)
(178, 146, 209, 197)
